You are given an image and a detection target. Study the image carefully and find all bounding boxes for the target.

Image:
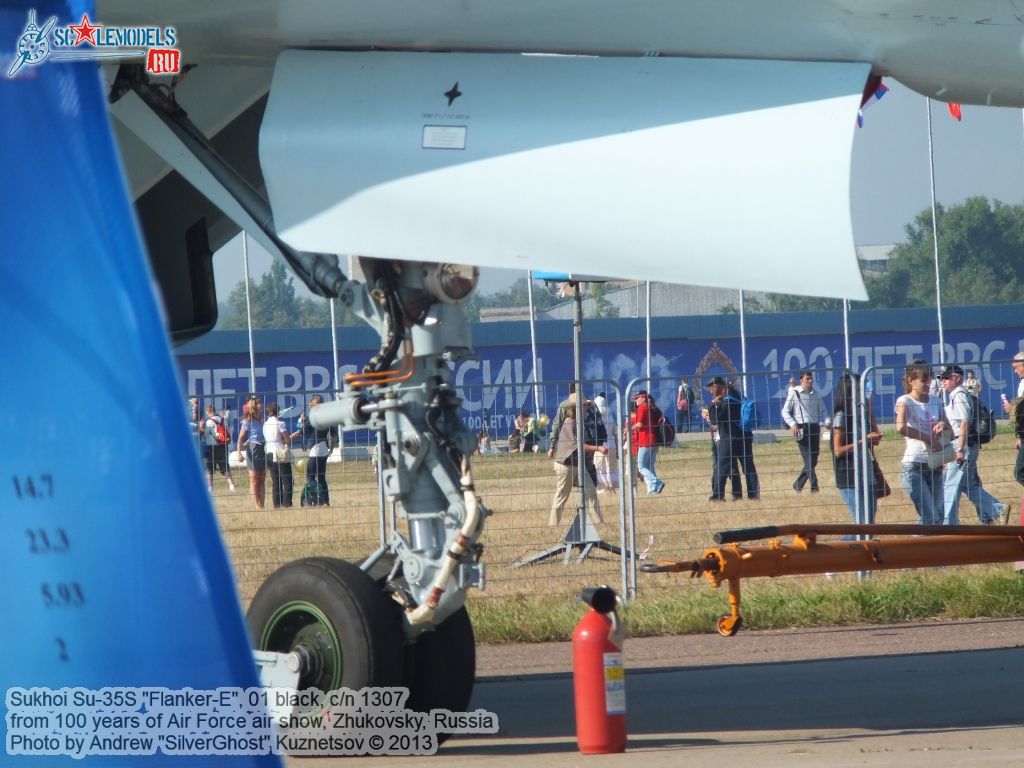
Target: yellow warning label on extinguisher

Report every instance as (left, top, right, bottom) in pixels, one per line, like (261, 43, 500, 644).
(603, 651, 626, 715)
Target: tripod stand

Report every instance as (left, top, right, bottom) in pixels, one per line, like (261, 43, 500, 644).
(514, 280, 633, 567)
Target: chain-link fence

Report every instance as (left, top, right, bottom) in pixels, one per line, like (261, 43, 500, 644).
(189, 382, 633, 605)
(190, 359, 1024, 606)
(624, 360, 1023, 596)
(187, 391, 380, 603)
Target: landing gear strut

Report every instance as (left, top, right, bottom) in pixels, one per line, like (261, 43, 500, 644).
(248, 259, 486, 743)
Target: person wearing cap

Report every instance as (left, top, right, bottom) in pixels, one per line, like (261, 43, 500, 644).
(701, 401, 742, 500)
(704, 376, 757, 501)
(547, 384, 580, 523)
(631, 390, 665, 495)
(551, 402, 608, 526)
(782, 370, 829, 493)
(939, 365, 1006, 525)
(548, 383, 608, 523)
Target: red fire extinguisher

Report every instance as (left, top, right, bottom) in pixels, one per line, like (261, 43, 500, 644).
(572, 585, 626, 754)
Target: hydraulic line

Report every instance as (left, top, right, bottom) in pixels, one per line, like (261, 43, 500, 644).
(407, 456, 483, 625)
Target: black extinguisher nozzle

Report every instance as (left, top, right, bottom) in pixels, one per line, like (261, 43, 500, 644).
(580, 586, 617, 614)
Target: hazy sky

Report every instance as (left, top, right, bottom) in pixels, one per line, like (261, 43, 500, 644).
(850, 79, 1024, 245)
(213, 78, 1024, 299)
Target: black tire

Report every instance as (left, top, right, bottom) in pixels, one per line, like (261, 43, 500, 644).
(359, 552, 476, 718)
(247, 557, 404, 691)
(405, 606, 476, 719)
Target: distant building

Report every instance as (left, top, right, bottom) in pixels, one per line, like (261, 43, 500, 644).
(479, 306, 534, 323)
(539, 281, 771, 320)
(495, 246, 896, 320)
(856, 244, 895, 275)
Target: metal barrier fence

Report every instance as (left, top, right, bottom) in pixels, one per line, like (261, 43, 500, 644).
(188, 382, 633, 605)
(622, 360, 1023, 595)
(457, 379, 630, 600)
(187, 391, 380, 603)
(190, 359, 1023, 606)
(860, 358, 1021, 528)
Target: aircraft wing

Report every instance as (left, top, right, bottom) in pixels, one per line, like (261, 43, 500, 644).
(93, 0, 1024, 329)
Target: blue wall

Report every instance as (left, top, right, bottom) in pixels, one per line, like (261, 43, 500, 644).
(176, 304, 1024, 432)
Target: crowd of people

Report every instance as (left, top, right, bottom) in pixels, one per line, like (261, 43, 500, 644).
(479, 359, 1024, 540)
(192, 356, 1024, 549)
(191, 395, 336, 509)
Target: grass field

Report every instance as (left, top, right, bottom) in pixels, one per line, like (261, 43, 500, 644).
(212, 428, 1024, 639)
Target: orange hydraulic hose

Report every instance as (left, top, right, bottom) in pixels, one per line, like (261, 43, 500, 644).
(344, 339, 415, 388)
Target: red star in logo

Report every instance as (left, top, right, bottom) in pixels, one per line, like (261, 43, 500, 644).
(68, 13, 100, 46)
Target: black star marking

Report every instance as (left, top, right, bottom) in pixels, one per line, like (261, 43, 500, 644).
(444, 81, 462, 107)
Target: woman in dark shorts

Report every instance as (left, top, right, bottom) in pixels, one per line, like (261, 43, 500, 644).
(236, 397, 266, 509)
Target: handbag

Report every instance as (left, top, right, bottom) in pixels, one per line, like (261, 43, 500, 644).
(870, 453, 891, 499)
(274, 445, 293, 464)
(926, 443, 957, 470)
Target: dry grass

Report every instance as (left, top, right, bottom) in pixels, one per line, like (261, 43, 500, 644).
(212, 430, 1023, 613)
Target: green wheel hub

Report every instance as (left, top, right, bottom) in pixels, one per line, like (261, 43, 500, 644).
(260, 600, 343, 691)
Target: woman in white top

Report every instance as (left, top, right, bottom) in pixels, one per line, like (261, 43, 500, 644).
(895, 361, 952, 525)
(263, 402, 293, 508)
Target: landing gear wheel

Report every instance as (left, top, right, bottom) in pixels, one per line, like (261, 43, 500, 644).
(247, 557, 404, 690)
(405, 606, 476, 742)
(716, 614, 743, 637)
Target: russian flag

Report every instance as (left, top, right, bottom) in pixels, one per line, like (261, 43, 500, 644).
(857, 76, 890, 127)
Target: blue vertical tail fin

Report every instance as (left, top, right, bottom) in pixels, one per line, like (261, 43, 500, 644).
(1, 3, 280, 765)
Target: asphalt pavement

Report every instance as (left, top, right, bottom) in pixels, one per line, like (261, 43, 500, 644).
(292, 619, 1024, 767)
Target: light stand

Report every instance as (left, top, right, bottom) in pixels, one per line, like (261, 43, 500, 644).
(515, 280, 631, 566)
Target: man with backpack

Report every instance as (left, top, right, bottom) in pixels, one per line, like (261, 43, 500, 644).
(203, 402, 237, 494)
(676, 377, 696, 434)
(631, 390, 665, 495)
(940, 365, 1006, 525)
(704, 377, 759, 501)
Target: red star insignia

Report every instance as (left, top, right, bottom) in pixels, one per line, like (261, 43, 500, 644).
(68, 13, 100, 46)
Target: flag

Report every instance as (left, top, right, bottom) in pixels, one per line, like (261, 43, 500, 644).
(857, 77, 889, 127)
(947, 102, 963, 121)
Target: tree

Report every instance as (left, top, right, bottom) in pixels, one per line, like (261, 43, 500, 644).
(485, 277, 558, 312)
(219, 259, 362, 330)
(762, 294, 844, 313)
(460, 291, 485, 323)
(867, 197, 1024, 308)
(736, 197, 1024, 313)
(588, 282, 619, 319)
